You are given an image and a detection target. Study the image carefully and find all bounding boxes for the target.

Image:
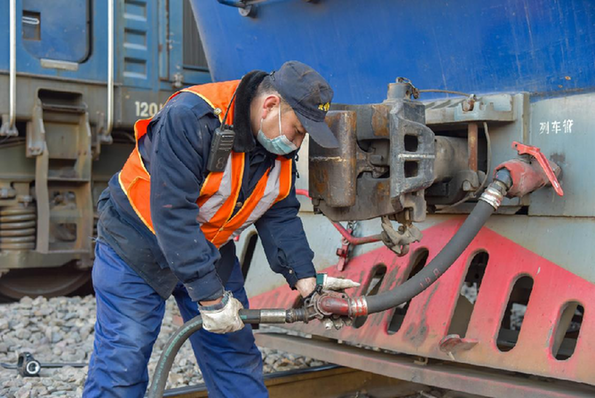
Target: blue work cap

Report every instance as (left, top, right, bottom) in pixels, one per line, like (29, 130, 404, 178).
(270, 61, 339, 148)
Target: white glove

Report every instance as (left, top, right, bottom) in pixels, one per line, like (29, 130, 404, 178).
(320, 274, 360, 290)
(199, 291, 244, 334)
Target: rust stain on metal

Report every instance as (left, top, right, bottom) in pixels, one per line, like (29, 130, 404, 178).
(384, 262, 402, 290)
(371, 105, 390, 137)
(310, 110, 357, 207)
(310, 168, 329, 199)
(404, 282, 440, 348)
(372, 181, 391, 204)
(549, 152, 566, 165)
(467, 123, 478, 171)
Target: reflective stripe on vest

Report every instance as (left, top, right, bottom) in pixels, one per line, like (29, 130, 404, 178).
(203, 156, 292, 248)
(117, 81, 293, 248)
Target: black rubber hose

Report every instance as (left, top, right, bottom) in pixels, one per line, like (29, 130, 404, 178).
(149, 173, 511, 397)
(147, 315, 204, 398)
(366, 198, 496, 314)
(365, 171, 511, 315)
(147, 308, 264, 398)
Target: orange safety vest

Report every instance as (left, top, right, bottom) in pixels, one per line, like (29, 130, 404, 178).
(118, 81, 293, 248)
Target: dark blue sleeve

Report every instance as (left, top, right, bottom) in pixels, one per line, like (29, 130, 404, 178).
(254, 161, 317, 288)
(148, 97, 225, 303)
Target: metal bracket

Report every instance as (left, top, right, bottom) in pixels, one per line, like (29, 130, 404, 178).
(335, 221, 356, 271)
(439, 334, 478, 360)
(96, 111, 113, 147)
(336, 231, 351, 271)
(380, 215, 423, 256)
(172, 72, 184, 89)
(425, 94, 516, 125)
(217, 0, 258, 17)
(26, 100, 46, 157)
(0, 115, 18, 137)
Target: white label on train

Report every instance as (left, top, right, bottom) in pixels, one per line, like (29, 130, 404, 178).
(135, 101, 164, 118)
(539, 119, 573, 135)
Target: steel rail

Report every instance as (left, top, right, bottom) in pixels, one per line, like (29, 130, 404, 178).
(162, 364, 404, 398)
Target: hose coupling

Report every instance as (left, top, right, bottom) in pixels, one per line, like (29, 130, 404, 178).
(285, 308, 309, 323)
(259, 309, 288, 324)
(479, 180, 508, 210)
(349, 296, 369, 317)
(314, 293, 369, 318)
(256, 308, 309, 324)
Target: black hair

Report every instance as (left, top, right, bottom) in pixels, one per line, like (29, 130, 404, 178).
(255, 75, 291, 113)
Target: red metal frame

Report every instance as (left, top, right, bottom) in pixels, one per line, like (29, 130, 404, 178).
(256, 334, 595, 398)
(251, 219, 595, 385)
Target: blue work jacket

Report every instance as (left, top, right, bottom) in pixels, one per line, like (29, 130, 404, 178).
(97, 91, 316, 302)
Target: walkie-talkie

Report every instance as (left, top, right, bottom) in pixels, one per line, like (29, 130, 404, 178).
(206, 87, 239, 172)
(207, 125, 235, 172)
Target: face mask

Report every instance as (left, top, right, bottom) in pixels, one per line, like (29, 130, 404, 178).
(256, 107, 298, 155)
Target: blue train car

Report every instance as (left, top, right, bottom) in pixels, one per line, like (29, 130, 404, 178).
(0, 0, 209, 298)
(189, 1, 595, 396)
(193, 0, 595, 102)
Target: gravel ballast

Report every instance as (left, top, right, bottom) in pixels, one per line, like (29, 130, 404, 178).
(0, 296, 324, 398)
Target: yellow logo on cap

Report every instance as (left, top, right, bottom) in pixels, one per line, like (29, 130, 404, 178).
(318, 102, 330, 112)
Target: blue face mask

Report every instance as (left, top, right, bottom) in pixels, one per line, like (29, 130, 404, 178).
(256, 107, 298, 155)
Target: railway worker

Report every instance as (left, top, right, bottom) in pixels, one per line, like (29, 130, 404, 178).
(83, 61, 359, 398)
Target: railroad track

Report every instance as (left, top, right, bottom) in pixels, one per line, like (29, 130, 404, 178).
(163, 365, 419, 398)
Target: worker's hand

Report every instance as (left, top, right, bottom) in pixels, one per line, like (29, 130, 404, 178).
(199, 291, 244, 334)
(296, 277, 317, 298)
(296, 274, 360, 298)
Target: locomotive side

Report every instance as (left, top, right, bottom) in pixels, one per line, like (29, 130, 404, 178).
(0, 0, 210, 299)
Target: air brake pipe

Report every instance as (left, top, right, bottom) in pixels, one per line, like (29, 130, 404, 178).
(149, 171, 512, 398)
(332, 222, 382, 245)
(295, 189, 382, 246)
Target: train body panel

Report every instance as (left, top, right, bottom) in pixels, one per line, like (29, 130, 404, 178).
(190, 0, 595, 392)
(0, 1, 107, 82)
(2, 0, 595, 394)
(191, 0, 595, 103)
(0, 0, 209, 297)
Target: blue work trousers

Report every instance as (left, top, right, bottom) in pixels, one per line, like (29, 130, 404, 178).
(83, 240, 267, 398)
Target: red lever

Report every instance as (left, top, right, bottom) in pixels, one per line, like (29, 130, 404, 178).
(511, 141, 563, 196)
